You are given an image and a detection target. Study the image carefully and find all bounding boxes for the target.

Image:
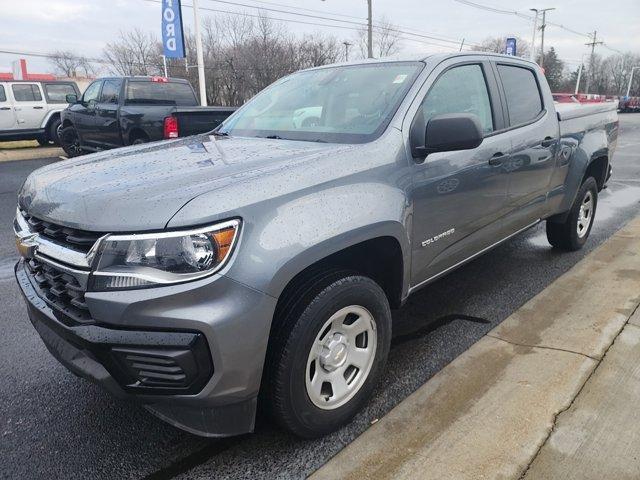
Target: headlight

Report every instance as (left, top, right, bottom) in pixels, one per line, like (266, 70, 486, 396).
(89, 220, 240, 291)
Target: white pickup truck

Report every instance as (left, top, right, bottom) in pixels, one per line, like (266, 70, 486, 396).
(0, 80, 80, 145)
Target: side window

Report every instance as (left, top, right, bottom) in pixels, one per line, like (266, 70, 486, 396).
(415, 64, 494, 136)
(0, 85, 6, 102)
(12, 84, 43, 102)
(100, 80, 122, 104)
(44, 83, 77, 103)
(82, 81, 102, 103)
(497, 65, 543, 126)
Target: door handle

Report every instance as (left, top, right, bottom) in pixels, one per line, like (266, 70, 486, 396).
(541, 136, 554, 147)
(488, 152, 505, 166)
(0, 107, 10, 110)
(33, 106, 44, 110)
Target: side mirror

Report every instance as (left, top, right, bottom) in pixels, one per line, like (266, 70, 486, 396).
(413, 113, 484, 159)
(65, 94, 78, 104)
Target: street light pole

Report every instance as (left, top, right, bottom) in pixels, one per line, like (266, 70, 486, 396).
(366, 0, 373, 58)
(626, 67, 640, 97)
(343, 41, 352, 61)
(529, 9, 539, 62)
(192, 0, 207, 106)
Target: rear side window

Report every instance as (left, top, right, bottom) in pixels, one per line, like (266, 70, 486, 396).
(12, 84, 42, 102)
(0, 85, 5, 102)
(100, 79, 122, 103)
(44, 83, 77, 103)
(497, 65, 543, 126)
(125, 81, 198, 106)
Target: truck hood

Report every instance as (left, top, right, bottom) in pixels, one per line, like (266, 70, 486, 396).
(18, 135, 356, 232)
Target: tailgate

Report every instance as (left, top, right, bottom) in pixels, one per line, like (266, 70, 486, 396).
(173, 107, 236, 137)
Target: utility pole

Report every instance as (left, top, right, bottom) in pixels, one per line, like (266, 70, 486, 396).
(626, 67, 640, 97)
(538, 7, 555, 68)
(574, 62, 583, 94)
(529, 9, 539, 62)
(343, 41, 352, 61)
(193, 0, 207, 106)
(366, 0, 373, 58)
(584, 31, 603, 95)
(322, 0, 373, 58)
(162, 55, 168, 78)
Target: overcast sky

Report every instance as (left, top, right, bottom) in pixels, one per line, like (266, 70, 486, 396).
(1, 0, 638, 75)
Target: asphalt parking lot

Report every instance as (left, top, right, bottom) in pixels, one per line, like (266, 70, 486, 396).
(2, 114, 640, 480)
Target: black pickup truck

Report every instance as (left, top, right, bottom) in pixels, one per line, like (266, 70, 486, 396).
(58, 76, 235, 156)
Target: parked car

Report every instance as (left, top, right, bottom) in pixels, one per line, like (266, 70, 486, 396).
(14, 53, 617, 439)
(58, 76, 236, 156)
(0, 80, 80, 145)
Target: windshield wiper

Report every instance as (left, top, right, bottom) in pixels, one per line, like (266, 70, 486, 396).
(263, 135, 284, 139)
(211, 130, 229, 137)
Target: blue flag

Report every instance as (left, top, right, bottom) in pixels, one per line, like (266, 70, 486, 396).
(162, 0, 186, 59)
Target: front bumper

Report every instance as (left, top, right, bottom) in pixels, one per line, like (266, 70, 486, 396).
(15, 260, 277, 437)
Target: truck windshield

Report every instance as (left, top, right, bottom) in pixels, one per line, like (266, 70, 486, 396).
(218, 62, 423, 143)
(125, 81, 198, 106)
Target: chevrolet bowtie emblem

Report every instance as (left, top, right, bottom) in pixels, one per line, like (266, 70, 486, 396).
(15, 233, 38, 260)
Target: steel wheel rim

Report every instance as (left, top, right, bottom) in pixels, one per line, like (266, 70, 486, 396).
(577, 190, 594, 238)
(63, 130, 81, 155)
(305, 305, 377, 410)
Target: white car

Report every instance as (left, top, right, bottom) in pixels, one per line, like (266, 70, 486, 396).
(0, 80, 80, 145)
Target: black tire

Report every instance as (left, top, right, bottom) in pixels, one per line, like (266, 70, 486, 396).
(265, 269, 391, 438)
(59, 126, 84, 157)
(48, 118, 62, 146)
(546, 177, 598, 251)
(131, 135, 149, 145)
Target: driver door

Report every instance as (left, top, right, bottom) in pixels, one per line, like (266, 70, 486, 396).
(73, 80, 102, 145)
(408, 60, 512, 287)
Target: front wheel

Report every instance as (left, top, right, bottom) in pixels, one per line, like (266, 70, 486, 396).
(266, 270, 391, 438)
(547, 176, 598, 251)
(59, 126, 84, 157)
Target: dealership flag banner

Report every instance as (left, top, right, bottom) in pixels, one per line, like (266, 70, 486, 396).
(505, 37, 517, 56)
(162, 0, 186, 58)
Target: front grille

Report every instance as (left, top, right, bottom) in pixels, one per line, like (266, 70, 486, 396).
(20, 210, 102, 254)
(24, 258, 92, 324)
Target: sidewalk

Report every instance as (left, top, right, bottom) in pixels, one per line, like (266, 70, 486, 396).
(312, 217, 640, 480)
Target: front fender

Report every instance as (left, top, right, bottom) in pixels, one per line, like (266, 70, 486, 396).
(223, 181, 412, 299)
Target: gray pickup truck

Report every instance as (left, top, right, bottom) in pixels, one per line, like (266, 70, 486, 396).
(14, 53, 617, 439)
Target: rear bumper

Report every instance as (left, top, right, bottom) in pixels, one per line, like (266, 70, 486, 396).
(15, 260, 277, 437)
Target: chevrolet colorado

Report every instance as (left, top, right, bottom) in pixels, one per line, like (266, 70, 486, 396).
(14, 53, 618, 438)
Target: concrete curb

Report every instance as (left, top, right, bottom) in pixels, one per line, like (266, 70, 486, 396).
(311, 217, 640, 480)
(0, 147, 63, 162)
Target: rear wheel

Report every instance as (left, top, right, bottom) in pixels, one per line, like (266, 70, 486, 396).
(36, 137, 49, 147)
(131, 134, 149, 145)
(547, 177, 598, 251)
(48, 118, 62, 145)
(59, 126, 84, 157)
(265, 270, 391, 438)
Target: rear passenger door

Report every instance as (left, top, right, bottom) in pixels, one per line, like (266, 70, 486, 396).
(10, 83, 47, 130)
(0, 84, 17, 130)
(494, 62, 558, 230)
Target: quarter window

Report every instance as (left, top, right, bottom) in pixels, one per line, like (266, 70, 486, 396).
(497, 65, 543, 126)
(12, 84, 43, 102)
(44, 83, 77, 103)
(0, 85, 5, 102)
(415, 64, 494, 135)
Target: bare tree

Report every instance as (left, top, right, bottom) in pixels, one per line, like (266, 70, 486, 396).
(103, 28, 161, 76)
(356, 17, 402, 59)
(49, 50, 95, 77)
